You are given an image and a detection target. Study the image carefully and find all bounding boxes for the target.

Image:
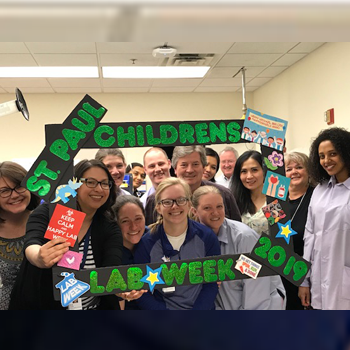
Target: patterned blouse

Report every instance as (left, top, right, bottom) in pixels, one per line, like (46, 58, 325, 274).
(0, 236, 25, 310)
(241, 204, 269, 237)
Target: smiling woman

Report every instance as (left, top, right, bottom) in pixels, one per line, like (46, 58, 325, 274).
(9, 159, 123, 310)
(283, 152, 314, 310)
(191, 186, 285, 310)
(113, 195, 148, 309)
(95, 148, 130, 197)
(202, 147, 220, 183)
(0, 161, 40, 310)
(133, 177, 221, 310)
(231, 151, 269, 236)
(300, 127, 350, 310)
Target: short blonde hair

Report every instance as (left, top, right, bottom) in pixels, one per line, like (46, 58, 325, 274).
(284, 152, 310, 173)
(285, 152, 316, 187)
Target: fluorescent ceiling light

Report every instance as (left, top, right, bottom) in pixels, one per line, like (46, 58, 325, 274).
(102, 66, 210, 78)
(0, 67, 99, 78)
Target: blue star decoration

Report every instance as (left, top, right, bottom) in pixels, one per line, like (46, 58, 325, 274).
(140, 265, 165, 292)
(276, 220, 297, 244)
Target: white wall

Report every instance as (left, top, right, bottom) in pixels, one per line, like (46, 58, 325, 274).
(0, 92, 254, 171)
(253, 42, 350, 155)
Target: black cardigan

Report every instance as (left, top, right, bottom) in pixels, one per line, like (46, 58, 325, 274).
(9, 204, 123, 310)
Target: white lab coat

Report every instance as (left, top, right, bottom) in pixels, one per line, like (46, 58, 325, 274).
(302, 176, 350, 310)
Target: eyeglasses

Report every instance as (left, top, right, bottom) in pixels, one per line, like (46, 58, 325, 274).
(80, 178, 112, 190)
(0, 186, 27, 198)
(158, 197, 189, 208)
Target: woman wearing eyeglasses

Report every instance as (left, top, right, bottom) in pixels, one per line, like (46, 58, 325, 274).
(0, 161, 40, 310)
(134, 177, 220, 310)
(10, 159, 123, 310)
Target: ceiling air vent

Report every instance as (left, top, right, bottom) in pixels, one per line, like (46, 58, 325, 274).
(166, 54, 215, 66)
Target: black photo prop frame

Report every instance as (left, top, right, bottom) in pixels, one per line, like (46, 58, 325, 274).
(21, 95, 310, 304)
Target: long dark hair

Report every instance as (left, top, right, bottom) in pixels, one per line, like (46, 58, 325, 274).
(74, 159, 117, 220)
(309, 127, 350, 184)
(205, 147, 220, 183)
(230, 150, 264, 215)
(0, 161, 40, 224)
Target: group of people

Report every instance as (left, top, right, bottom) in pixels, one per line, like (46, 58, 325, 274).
(1, 126, 350, 310)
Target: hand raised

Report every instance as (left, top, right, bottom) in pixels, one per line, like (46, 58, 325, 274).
(38, 237, 71, 268)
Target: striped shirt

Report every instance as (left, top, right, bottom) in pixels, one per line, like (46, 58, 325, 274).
(78, 234, 100, 310)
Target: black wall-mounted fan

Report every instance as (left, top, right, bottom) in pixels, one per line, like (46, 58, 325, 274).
(0, 88, 29, 121)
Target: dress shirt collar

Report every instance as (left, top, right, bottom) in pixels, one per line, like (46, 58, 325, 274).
(217, 218, 228, 244)
(328, 175, 350, 189)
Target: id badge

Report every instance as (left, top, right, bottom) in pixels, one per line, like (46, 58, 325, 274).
(68, 298, 83, 310)
(162, 287, 176, 293)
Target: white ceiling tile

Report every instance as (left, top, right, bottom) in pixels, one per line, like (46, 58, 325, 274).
(97, 43, 160, 54)
(102, 79, 152, 88)
(247, 77, 273, 86)
(26, 42, 96, 54)
(34, 54, 98, 66)
(217, 53, 281, 67)
(272, 53, 307, 66)
(54, 87, 102, 93)
(207, 66, 264, 78)
(150, 87, 195, 93)
(228, 42, 298, 54)
(0, 43, 29, 54)
(0, 54, 37, 66)
(4, 87, 55, 94)
(289, 43, 325, 54)
(100, 54, 160, 66)
(257, 66, 288, 78)
(0, 42, 326, 94)
(199, 78, 242, 87)
(0, 78, 51, 88)
(47, 78, 101, 88)
(151, 79, 202, 87)
(194, 87, 239, 92)
(103, 87, 149, 93)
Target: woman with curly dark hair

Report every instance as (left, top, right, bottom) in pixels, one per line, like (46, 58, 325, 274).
(299, 127, 350, 310)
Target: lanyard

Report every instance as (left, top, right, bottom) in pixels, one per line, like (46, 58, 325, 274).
(80, 226, 92, 269)
(290, 192, 306, 223)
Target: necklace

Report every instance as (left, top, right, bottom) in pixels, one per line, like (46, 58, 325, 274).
(290, 192, 307, 222)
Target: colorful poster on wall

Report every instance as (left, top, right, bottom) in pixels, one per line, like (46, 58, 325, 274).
(241, 109, 287, 151)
